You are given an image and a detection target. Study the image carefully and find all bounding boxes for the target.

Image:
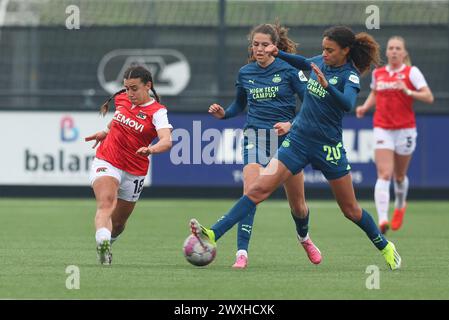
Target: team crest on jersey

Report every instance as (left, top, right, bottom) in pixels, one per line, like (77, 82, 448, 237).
(272, 74, 282, 83)
(96, 167, 107, 173)
(396, 74, 406, 80)
(137, 111, 147, 120)
(329, 76, 338, 85)
(282, 139, 291, 148)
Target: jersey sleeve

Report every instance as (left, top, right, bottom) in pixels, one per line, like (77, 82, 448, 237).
(277, 51, 315, 71)
(288, 68, 308, 101)
(346, 71, 361, 92)
(370, 70, 376, 90)
(409, 66, 429, 90)
(224, 71, 247, 119)
(152, 108, 173, 130)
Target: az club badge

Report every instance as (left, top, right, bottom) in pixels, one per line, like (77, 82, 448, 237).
(137, 111, 147, 120)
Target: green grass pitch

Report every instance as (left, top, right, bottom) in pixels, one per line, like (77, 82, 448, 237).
(0, 198, 448, 299)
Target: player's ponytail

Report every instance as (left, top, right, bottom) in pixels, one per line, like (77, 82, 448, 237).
(272, 21, 297, 54)
(351, 32, 380, 75)
(150, 83, 160, 103)
(99, 88, 126, 116)
(323, 26, 380, 75)
(247, 21, 297, 63)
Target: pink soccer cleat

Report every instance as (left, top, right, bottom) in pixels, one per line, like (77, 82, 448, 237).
(299, 236, 322, 265)
(232, 254, 248, 269)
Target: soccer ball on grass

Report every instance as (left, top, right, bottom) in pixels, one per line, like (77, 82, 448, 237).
(183, 234, 216, 266)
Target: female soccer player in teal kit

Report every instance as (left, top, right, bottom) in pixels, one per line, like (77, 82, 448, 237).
(208, 23, 321, 269)
(191, 26, 401, 270)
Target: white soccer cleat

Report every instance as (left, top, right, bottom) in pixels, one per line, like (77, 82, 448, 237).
(96, 239, 112, 265)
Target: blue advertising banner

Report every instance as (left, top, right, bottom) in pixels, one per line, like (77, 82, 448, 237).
(151, 114, 449, 187)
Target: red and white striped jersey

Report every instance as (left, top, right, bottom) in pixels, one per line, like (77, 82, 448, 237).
(371, 64, 428, 129)
(96, 93, 171, 176)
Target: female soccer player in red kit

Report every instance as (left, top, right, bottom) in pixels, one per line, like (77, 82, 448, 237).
(356, 36, 434, 233)
(85, 66, 173, 265)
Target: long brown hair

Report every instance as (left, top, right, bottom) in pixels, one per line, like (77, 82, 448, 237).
(247, 22, 297, 63)
(323, 26, 380, 75)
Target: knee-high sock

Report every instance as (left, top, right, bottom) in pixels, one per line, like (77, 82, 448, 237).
(236, 209, 256, 252)
(394, 176, 409, 209)
(291, 209, 309, 241)
(355, 209, 388, 250)
(374, 178, 391, 223)
(211, 195, 257, 241)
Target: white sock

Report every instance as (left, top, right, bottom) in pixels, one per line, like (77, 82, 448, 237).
(375, 178, 391, 223)
(394, 176, 409, 209)
(236, 249, 248, 258)
(95, 227, 111, 244)
(297, 232, 309, 242)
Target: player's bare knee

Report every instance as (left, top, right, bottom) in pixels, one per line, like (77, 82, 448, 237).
(97, 195, 116, 211)
(341, 203, 361, 222)
(247, 184, 270, 204)
(291, 202, 308, 218)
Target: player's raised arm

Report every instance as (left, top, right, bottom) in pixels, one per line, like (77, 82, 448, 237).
(266, 44, 313, 71)
(356, 90, 376, 118)
(84, 122, 111, 149)
(136, 128, 172, 156)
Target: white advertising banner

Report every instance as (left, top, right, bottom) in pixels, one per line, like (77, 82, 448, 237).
(0, 111, 151, 186)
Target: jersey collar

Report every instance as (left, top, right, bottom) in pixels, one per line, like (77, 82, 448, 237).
(386, 64, 406, 74)
(132, 98, 155, 109)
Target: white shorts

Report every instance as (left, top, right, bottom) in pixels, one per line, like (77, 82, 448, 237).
(89, 158, 146, 202)
(373, 127, 417, 156)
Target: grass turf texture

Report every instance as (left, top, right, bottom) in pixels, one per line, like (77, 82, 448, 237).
(0, 199, 448, 299)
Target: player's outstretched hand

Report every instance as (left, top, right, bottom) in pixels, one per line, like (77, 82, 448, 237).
(84, 131, 108, 149)
(311, 63, 328, 88)
(208, 103, 225, 119)
(355, 106, 367, 118)
(265, 44, 279, 56)
(273, 122, 291, 136)
(136, 146, 152, 156)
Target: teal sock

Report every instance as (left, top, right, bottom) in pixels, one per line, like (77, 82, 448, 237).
(211, 195, 256, 241)
(237, 209, 256, 252)
(355, 209, 388, 250)
(291, 209, 309, 238)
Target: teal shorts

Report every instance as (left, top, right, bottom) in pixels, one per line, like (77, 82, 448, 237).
(242, 128, 286, 167)
(275, 132, 351, 180)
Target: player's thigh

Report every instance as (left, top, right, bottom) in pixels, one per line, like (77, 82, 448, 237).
(111, 199, 136, 226)
(247, 158, 292, 203)
(374, 149, 395, 179)
(328, 174, 361, 220)
(90, 160, 120, 207)
(393, 153, 412, 181)
(243, 163, 263, 194)
(283, 171, 306, 213)
(92, 176, 119, 202)
(373, 127, 395, 179)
